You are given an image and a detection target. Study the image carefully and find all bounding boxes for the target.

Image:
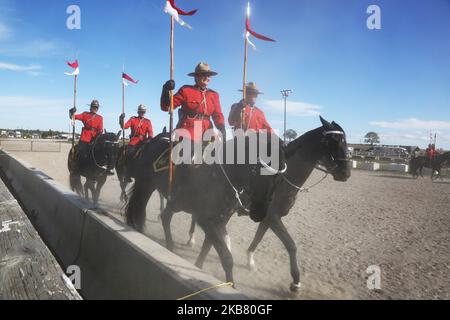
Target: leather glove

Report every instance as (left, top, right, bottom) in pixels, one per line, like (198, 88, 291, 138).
(163, 80, 175, 91)
(69, 107, 77, 119)
(119, 113, 125, 128)
(161, 80, 175, 109)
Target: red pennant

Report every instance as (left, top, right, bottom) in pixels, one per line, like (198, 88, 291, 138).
(168, 0, 198, 16)
(67, 60, 79, 69)
(122, 73, 139, 84)
(246, 17, 275, 42)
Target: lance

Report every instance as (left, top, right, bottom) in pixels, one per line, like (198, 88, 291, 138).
(122, 64, 126, 150)
(163, 0, 197, 198)
(71, 60, 78, 161)
(168, 16, 175, 198)
(242, 27, 249, 130)
(241, 3, 250, 130)
(241, 2, 275, 130)
(72, 73, 77, 152)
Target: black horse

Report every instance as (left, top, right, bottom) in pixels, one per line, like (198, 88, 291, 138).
(116, 145, 166, 213)
(68, 132, 121, 204)
(188, 117, 351, 292)
(124, 130, 287, 285)
(410, 152, 450, 180)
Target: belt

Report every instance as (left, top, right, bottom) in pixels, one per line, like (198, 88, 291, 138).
(186, 114, 210, 120)
(83, 128, 97, 132)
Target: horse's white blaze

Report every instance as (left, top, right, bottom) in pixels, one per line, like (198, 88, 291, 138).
(225, 234, 232, 252)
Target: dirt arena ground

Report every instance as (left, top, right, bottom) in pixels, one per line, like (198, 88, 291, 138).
(5, 143, 450, 300)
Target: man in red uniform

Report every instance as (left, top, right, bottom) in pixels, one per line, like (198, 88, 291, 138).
(69, 100, 104, 167)
(161, 62, 226, 143)
(427, 144, 436, 165)
(120, 104, 154, 181)
(229, 82, 273, 134)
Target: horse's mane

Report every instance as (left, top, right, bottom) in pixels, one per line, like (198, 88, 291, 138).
(95, 131, 119, 143)
(285, 127, 323, 158)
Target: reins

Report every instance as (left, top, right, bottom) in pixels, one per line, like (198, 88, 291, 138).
(218, 159, 288, 213)
(281, 129, 346, 193)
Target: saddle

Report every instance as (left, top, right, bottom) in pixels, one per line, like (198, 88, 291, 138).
(152, 141, 215, 173)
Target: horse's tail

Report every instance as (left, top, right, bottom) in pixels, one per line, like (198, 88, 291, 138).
(124, 178, 154, 233)
(69, 173, 84, 197)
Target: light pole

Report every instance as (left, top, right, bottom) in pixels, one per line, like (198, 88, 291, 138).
(281, 89, 292, 145)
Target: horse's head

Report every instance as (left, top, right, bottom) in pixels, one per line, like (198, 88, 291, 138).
(93, 131, 121, 170)
(315, 116, 351, 182)
(152, 127, 171, 148)
(236, 132, 287, 223)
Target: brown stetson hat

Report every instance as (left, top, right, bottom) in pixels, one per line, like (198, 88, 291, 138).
(188, 62, 219, 77)
(238, 82, 264, 95)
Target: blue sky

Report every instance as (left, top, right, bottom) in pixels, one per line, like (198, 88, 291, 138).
(0, 0, 449, 148)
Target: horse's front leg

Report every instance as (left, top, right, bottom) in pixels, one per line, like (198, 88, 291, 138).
(161, 205, 175, 252)
(199, 219, 235, 286)
(187, 215, 197, 247)
(93, 174, 107, 205)
(84, 179, 94, 201)
(247, 222, 270, 271)
(267, 215, 301, 293)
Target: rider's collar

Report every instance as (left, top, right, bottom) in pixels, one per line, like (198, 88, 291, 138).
(195, 85, 207, 92)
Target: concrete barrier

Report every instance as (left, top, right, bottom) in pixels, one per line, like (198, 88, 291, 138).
(361, 162, 380, 171)
(0, 148, 248, 300)
(387, 163, 409, 173)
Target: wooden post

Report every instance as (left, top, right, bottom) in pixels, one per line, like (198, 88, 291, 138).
(168, 16, 175, 199)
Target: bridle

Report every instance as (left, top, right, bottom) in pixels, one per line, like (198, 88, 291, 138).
(282, 130, 346, 193)
(91, 134, 119, 171)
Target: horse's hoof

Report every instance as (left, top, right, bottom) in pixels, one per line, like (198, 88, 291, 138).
(290, 282, 302, 293)
(195, 261, 204, 269)
(166, 243, 175, 252)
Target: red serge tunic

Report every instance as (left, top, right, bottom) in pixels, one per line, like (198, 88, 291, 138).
(74, 112, 104, 143)
(229, 103, 273, 133)
(161, 85, 225, 142)
(124, 117, 154, 146)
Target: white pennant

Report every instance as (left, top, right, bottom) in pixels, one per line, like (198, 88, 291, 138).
(122, 79, 129, 87)
(65, 67, 79, 76)
(245, 31, 257, 51)
(164, 1, 192, 29)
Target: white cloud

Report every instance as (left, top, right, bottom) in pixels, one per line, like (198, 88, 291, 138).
(0, 96, 71, 109)
(370, 118, 450, 130)
(0, 39, 62, 57)
(263, 100, 323, 117)
(0, 61, 42, 73)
